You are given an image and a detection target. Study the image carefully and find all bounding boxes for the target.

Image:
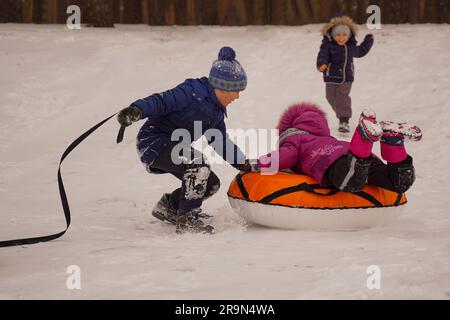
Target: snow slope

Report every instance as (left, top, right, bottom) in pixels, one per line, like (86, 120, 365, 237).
(0, 23, 449, 299)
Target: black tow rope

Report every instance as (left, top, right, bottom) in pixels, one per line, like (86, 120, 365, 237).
(0, 113, 125, 248)
(116, 125, 126, 144)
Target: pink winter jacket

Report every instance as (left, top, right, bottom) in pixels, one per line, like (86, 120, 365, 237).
(259, 102, 350, 184)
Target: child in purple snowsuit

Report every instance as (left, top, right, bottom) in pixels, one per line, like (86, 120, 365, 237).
(316, 15, 374, 133)
(258, 102, 422, 194)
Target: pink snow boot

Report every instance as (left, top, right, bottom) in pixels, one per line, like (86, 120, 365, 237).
(349, 109, 383, 158)
(379, 121, 422, 163)
(379, 121, 422, 142)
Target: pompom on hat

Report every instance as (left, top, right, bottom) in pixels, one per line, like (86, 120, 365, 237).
(209, 46, 247, 92)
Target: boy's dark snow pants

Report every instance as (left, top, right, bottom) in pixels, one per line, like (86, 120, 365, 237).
(326, 153, 415, 193)
(148, 141, 220, 213)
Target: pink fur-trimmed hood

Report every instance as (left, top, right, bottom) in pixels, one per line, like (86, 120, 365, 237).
(277, 102, 331, 136)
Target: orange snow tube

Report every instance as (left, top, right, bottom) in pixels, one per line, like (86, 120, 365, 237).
(227, 172, 407, 231)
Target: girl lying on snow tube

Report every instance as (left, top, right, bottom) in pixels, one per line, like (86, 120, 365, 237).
(228, 102, 422, 230)
(257, 102, 422, 196)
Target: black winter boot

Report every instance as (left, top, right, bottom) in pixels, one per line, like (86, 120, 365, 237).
(175, 208, 215, 234)
(338, 119, 350, 133)
(152, 193, 178, 224)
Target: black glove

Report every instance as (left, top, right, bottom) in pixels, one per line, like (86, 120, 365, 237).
(117, 105, 142, 127)
(364, 33, 374, 41)
(232, 159, 260, 172)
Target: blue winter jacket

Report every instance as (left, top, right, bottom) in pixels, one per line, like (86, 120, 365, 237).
(132, 77, 246, 171)
(316, 34, 374, 84)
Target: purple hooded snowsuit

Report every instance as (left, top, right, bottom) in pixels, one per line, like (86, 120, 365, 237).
(259, 102, 350, 184)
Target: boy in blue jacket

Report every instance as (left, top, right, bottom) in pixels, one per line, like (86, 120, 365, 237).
(316, 15, 374, 133)
(117, 47, 256, 234)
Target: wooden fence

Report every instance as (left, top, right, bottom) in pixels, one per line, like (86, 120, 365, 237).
(1, 0, 449, 26)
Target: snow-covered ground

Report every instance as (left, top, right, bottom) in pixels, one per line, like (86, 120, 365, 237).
(1, 23, 449, 299)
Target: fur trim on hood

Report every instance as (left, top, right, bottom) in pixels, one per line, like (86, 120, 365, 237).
(321, 16, 358, 37)
(277, 102, 329, 136)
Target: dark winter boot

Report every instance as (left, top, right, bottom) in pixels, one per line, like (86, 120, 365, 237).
(151, 193, 178, 224)
(175, 208, 215, 234)
(338, 118, 350, 133)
